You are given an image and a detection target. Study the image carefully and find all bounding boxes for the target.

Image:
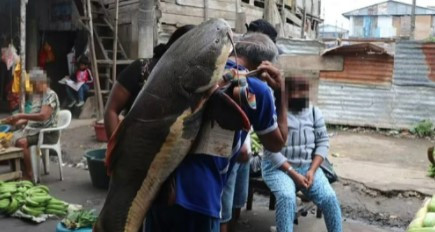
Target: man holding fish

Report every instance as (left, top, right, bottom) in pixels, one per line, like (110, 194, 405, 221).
(145, 33, 288, 231)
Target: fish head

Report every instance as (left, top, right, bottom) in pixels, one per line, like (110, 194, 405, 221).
(163, 19, 234, 95)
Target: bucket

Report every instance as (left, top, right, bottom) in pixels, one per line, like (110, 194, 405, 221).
(56, 222, 92, 232)
(84, 148, 110, 189)
(93, 123, 108, 142)
(0, 125, 11, 133)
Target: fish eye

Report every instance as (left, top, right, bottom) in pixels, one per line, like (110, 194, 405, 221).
(217, 27, 221, 31)
(215, 38, 220, 43)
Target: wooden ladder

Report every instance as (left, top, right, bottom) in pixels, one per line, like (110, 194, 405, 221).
(78, 0, 130, 94)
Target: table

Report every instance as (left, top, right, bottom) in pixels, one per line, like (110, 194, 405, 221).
(0, 147, 23, 181)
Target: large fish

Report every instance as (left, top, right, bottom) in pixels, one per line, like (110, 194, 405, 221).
(94, 19, 235, 232)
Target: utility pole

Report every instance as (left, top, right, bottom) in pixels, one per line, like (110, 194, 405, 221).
(19, 0, 28, 113)
(411, 0, 416, 40)
(138, 0, 155, 58)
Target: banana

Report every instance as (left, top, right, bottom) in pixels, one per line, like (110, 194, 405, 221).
(18, 180, 33, 188)
(30, 195, 52, 203)
(0, 192, 11, 200)
(22, 205, 44, 217)
(49, 198, 68, 206)
(45, 208, 67, 217)
(5, 197, 19, 215)
(0, 198, 11, 211)
(25, 197, 40, 207)
(33, 185, 49, 193)
(46, 204, 67, 211)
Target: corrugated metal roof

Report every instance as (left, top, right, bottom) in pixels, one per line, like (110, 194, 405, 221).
(393, 40, 435, 87)
(276, 38, 325, 55)
(343, 0, 435, 17)
(322, 43, 393, 57)
(317, 81, 435, 129)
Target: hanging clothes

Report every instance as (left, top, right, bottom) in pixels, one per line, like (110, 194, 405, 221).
(12, 61, 32, 94)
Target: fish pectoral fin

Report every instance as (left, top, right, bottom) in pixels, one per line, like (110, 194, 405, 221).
(206, 88, 251, 131)
(182, 107, 205, 140)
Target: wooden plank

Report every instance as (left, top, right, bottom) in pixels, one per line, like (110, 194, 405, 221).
(161, 13, 236, 28)
(283, 70, 319, 79)
(161, 2, 237, 20)
(278, 55, 343, 72)
(176, 0, 236, 12)
(0, 153, 23, 162)
(285, 9, 301, 26)
(0, 171, 22, 181)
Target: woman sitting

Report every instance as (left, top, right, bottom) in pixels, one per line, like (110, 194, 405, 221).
(262, 77, 342, 232)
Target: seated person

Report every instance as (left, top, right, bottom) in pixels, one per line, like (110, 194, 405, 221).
(262, 77, 342, 232)
(66, 55, 93, 107)
(5, 69, 60, 180)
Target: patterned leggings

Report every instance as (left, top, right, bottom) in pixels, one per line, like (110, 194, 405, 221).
(262, 159, 342, 232)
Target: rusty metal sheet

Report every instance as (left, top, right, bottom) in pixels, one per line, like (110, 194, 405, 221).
(393, 41, 435, 87)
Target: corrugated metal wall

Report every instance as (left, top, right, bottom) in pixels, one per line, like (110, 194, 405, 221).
(318, 41, 435, 129)
(394, 41, 435, 87)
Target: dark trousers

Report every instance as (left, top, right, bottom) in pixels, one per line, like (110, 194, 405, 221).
(145, 204, 219, 232)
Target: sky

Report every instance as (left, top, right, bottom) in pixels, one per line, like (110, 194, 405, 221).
(322, 0, 435, 29)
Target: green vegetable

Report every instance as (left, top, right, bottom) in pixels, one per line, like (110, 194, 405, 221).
(429, 196, 435, 212)
(423, 213, 435, 227)
(250, 131, 262, 154)
(408, 216, 425, 229)
(62, 209, 98, 229)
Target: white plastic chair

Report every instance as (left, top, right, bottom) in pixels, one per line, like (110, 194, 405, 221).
(28, 110, 72, 183)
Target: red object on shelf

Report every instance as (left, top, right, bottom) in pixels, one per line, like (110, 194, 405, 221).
(94, 123, 108, 142)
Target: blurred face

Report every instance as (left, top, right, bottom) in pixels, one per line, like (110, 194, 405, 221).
(79, 64, 87, 70)
(286, 77, 310, 113)
(32, 80, 48, 93)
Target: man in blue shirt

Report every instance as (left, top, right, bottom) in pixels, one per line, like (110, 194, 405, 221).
(147, 33, 288, 232)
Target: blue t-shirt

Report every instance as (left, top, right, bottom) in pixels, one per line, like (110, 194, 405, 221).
(174, 60, 278, 218)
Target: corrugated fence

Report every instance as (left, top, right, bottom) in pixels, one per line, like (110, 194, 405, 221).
(318, 41, 435, 129)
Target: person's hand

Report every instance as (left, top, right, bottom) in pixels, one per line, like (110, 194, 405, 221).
(257, 61, 284, 91)
(305, 169, 315, 188)
(236, 144, 250, 163)
(4, 114, 21, 125)
(289, 171, 309, 189)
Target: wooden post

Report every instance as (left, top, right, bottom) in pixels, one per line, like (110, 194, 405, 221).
(112, 0, 119, 84)
(235, 0, 246, 33)
(300, 0, 306, 38)
(411, 0, 416, 40)
(86, 0, 104, 120)
(19, 0, 28, 113)
(204, 0, 209, 21)
(138, 0, 155, 58)
(281, 0, 286, 36)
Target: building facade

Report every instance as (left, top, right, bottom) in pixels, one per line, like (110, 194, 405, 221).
(343, 0, 435, 40)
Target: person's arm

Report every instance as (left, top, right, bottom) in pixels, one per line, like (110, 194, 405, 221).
(306, 107, 329, 187)
(104, 82, 131, 138)
(255, 61, 288, 152)
(7, 105, 53, 124)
